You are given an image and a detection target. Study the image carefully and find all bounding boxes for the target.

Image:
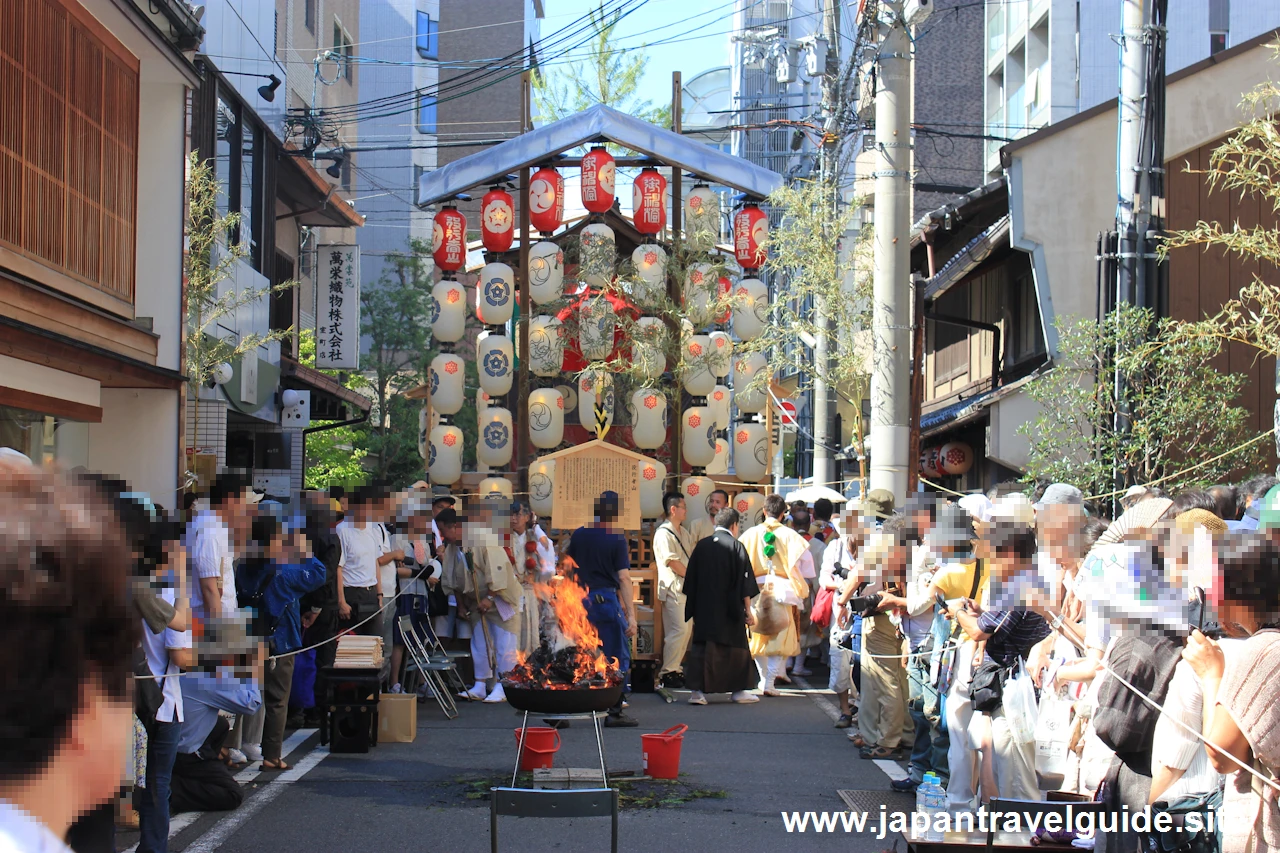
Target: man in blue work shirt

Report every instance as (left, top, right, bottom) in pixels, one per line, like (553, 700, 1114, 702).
(170, 655, 264, 814)
(565, 491, 638, 727)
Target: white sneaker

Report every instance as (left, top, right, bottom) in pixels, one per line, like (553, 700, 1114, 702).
(483, 683, 507, 704)
(731, 691, 760, 703)
(458, 683, 486, 701)
(688, 691, 708, 705)
(226, 748, 248, 765)
(390, 683, 403, 694)
(241, 743, 263, 763)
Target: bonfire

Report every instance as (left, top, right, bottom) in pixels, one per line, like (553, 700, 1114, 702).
(503, 576, 624, 690)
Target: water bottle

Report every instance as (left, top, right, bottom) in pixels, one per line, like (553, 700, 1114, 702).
(915, 772, 946, 841)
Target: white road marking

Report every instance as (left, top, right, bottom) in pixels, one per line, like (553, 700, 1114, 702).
(233, 728, 316, 782)
(793, 675, 908, 782)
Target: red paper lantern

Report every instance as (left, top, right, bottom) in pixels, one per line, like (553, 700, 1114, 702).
(529, 166, 564, 234)
(481, 187, 514, 253)
(432, 206, 466, 272)
(631, 167, 667, 235)
(734, 203, 768, 269)
(580, 145, 616, 214)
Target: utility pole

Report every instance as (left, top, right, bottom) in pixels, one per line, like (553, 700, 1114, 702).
(869, 2, 911, 502)
(811, 0, 840, 489)
(1115, 0, 1148, 310)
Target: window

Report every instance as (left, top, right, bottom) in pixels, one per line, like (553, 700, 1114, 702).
(932, 290, 970, 384)
(1010, 272, 1045, 362)
(413, 164, 424, 206)
(305, 0, 315, 33)
(333, 19, 353, 84)
(417, 95, 437, 134)
(1210, 32, 1227, 55)
(416, 12, 438, 60)
(1209, 0, 1228, 55)
(213, 87, 264, 270)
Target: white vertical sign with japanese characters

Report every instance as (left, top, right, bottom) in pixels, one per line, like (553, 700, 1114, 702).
(316, 244, 360, 370)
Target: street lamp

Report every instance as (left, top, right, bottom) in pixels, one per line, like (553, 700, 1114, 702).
(218, 70, 282, 102)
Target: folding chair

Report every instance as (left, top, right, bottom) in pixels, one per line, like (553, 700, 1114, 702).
(490, 787, 617, 853)
(398, 615, 460, 720)
(418, 617, 471, 696)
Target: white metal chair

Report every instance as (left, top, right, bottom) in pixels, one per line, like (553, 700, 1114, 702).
(398, 615, 460, 720)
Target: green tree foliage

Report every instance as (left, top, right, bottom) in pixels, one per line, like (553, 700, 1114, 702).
(1019, 304, 1261, 498)
(532, 0, 670, 129)
(298, 328, 368, 490)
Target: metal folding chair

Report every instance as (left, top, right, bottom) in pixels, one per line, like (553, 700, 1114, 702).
(398, 615, 460, 720)
(490, 787, 617, 853)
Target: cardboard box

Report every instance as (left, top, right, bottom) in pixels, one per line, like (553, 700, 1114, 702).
(378, 693, 417, 743)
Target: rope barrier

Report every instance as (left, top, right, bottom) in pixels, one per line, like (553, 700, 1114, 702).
(1081, 428, 1276, 502)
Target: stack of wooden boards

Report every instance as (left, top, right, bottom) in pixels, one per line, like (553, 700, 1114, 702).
(335, 634, 383, 669)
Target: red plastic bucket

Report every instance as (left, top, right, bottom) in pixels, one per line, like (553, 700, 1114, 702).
(513, 727, 561, 771)
(641, 724, 688, 779)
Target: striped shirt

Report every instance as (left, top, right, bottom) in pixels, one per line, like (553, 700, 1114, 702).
(977, 608, 1051, 667)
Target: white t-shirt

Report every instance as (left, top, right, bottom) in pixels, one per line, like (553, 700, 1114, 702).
(374, 523, 397, 598)
(140, 586, 192, 724)
(337, 520, 385, 589)
(184, 510, 232, 619)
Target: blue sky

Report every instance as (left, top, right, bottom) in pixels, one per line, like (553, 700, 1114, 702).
(543, 0, 734, 112)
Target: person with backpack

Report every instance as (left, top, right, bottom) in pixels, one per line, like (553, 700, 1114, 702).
(237, 514, 326, 771)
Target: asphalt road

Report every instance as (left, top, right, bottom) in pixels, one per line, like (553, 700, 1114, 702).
(128, 665, 919, 853)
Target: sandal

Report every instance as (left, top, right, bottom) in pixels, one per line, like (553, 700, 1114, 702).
(259, 759, 291, 771)
(859, 745, 896, 760)
(762, 689, 783, 697)
(849, 733, 869, 748)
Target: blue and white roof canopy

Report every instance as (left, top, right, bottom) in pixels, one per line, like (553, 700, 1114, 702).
(415, 103, 783, 209)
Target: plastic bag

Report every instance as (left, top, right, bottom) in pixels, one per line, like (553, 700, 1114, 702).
(1034, 683, 1072, 785)
(1002, 658, 1038, 744)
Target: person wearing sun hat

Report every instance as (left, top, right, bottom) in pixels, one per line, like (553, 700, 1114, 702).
(860, 488, 895, 525)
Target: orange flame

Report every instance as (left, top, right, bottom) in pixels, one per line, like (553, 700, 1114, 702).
(505, 576, 621, 688)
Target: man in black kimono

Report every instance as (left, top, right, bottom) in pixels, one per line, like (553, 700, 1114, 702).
(683, 507, 762, 704)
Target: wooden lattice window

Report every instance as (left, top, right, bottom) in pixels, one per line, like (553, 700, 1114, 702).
(0, 0, 139, 305)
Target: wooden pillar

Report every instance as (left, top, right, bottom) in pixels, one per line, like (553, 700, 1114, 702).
(516, 72, 533, 495)
(668, 71, 683, 485)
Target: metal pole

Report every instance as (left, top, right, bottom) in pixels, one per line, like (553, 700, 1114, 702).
(669, 72, 683, 484)
(812, 0, 840, 489)
(869, 2, 912, 501)
(517, 72, 532, 495)
(1115, 0, 1146, 309)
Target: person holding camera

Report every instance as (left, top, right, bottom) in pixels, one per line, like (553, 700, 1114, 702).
(820, 510, 869, 729)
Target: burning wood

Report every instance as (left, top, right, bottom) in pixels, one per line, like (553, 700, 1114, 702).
(503, 576, 623, 690)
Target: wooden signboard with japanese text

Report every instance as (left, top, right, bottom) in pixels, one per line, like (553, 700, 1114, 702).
(551, 445, 642, 531)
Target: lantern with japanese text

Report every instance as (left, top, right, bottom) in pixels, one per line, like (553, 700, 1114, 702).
(477, 331, 514, 397)
(578, 293, 617, 361)
(681, 406, 716, 467)
(734, 422, 769, 483)
(430, 280, 466, 343)
(629, 388, 667, 450)
(477, 262, 514, 325)
(708, 384, 731, 429)
(734, 352, 769, 413)
(633, 316, 666, 381)
(529, 458, 556, 518)
(579, 223, 615, 288)
(681, 334, 716, 396)
(732, 278, 768, 341)
(708, 331, 733, 377)
(707, 437, 730, 476)
(528, 241, 565, 305)
(733, 203, 768, 270)
(681, 475, 716, 524)
(529, 166, 564, 234)
(632, 167, 667, 235)
(639, 458, 667, 519)
(428, 425, 463, 485)
(685, 183, 719, 233)
(528, 388, 565, 450)
(481, 186, 515, 253)
(477, 407, 513, 468)
(478, 476, 513, 500)
(735, 490, 765, 528)
(427, 353, 465, 415)
(527, 316, 563, 377)
(580, 145, 616, 213)
(432, 206, 466, 272)
(578, 370, 614, 433)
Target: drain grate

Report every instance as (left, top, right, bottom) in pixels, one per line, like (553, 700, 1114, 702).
(836, 788, 917, 814)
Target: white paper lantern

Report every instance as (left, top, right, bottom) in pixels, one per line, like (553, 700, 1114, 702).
(708, 331, 734, 377)
(734, 490, 766, 529)
(430, 280, 466, 343)
(477, 332, 514, 397)
(477, 407, 513, 468)
(632, 244, 667, 291)
(684, 263, 717, 327)
(578, 370, 614, 432)
(529, 241, 565, 305)
(685, 185, 720, 234)
(529, 458, 556, 518)
(527, 316, 564, 377)
(428, 353, 465, 415)
(734, 352, 769, 413)
(733, 422, 770, 483)
(639, 458, 667, 519)
(681, 406, 716, 468)
(708, 384, 731, 429)
(428, 425, 463, 485)
(477, 390, 491, 412)
(733, 278, 768, 341)
(476, 262, 515, 325)
(681, 334, 716, 397)
(555, 383, 578, 414)
(682, 475, 716, 525)
(707, 437, 730, 476)
(633, 316, 667, 381)
(579, 293, 616, 361)
(528, 388, 565, 449)
(478, 476, 513, 500)
(580, 223, 616, 288)
(629, 388, 667, 450)
(418, 406, 429, 460)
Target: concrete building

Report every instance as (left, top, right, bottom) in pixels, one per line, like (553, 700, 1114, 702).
(982, 0, 1280, 177)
